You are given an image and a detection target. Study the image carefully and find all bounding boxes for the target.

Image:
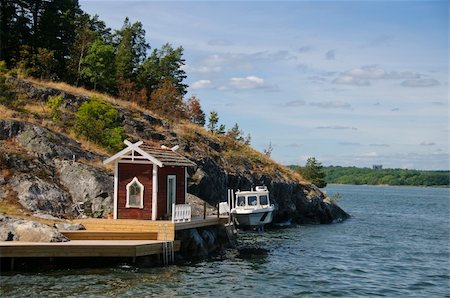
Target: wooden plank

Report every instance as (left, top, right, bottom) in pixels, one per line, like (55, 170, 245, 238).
(175, 217, 227, 230)
(0, 240, 175, 258)
(72, 219, 176, 241)
(61, 231, 158, 240)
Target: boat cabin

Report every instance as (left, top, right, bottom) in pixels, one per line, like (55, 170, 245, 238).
(235, 186, 271, 208)
(103, 140, 196, 220)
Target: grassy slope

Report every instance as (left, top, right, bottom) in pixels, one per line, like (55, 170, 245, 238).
(0, 77, 310, 221)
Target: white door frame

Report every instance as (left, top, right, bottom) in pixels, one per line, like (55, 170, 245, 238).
(167, 175, 176, 215)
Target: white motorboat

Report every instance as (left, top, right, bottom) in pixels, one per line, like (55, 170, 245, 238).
(230, 186, 275, 227)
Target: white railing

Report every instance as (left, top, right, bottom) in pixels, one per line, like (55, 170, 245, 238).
(172, 203, 192, 223)
(219, 202, 230, 215)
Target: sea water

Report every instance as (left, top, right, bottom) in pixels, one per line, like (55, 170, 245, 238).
(1, 185, 449, 297)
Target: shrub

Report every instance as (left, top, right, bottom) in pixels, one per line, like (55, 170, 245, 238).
(0, 76, 19, 108)
(47, 95, 64, 121)
(74, 97, 126, 151)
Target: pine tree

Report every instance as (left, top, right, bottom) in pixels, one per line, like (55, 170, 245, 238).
(80, 39, 115, 91)
(137, 43, 187, 98)
(302, 157, 327, 188)
(114, 17, 149, 84)
(218, 124, 226, 135)
(207, 111, 219, 133)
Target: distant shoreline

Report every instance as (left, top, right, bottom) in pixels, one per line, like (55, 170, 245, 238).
(325, 183, 450, 189)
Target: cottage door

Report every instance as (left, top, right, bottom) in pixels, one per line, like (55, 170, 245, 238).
(167, 175, 176, 216)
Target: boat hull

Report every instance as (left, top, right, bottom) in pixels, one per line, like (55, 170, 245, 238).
(231, 207, 274, 227)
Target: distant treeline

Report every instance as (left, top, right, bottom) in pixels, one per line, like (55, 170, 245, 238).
(322, 166, 450, 187)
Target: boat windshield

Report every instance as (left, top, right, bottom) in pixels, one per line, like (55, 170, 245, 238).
(248, 196, 257, 206)
(237, 196, 246, 206)
(259, 195, 269, 206)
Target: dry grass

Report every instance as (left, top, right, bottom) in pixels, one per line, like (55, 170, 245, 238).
(26, 78, 158, 117)
(0, 195, 66, 226)
(0, 104, 16, 118)
(24, 102, 49, 115)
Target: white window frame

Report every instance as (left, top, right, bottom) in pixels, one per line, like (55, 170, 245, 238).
(126, 177, 144, 209)
(167, 175, 176, 214)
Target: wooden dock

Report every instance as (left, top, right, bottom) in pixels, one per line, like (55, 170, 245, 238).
(0, 240, 180, 258)
(0, 216, 227, 259)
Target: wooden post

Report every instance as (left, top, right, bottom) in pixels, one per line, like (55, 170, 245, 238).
(203, 201, 206, 219)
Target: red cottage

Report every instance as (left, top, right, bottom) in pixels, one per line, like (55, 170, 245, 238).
(103, 140, 196, 220)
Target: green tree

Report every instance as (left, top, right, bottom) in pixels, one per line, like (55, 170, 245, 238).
(36, 0, 81, 78)
(74, 97, 125, 151)
(137, 43, 187, 97)
(80, 39, 115, 91)
(114, 17, 149, 83)
(46, 94, 63, 121)
(217, 124, 226, 135)
(207, 111, 219, 133)
(35, 47, 56, 80)
(302, 157, 327, 188)
(67, 15, 99, 86)
(227, 123, 245, 142)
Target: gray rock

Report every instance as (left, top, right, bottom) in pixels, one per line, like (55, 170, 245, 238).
(189, 157, 228, 204)
(54, 222, 85, 231)
(0, 172, 5, 200)
(9, 174, 74, 217)
(0, 119, 25, 140)
(176, 226, 235, 260)
(55, 160, 113, 218)
(0, 215, 69, 242)
(15, 124, 96, 162)
(5, 77, 88, 110)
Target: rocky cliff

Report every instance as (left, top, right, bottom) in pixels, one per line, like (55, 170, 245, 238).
(0, 77, 349, 242)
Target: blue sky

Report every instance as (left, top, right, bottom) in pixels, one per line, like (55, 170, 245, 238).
(80, 0, 449, 170)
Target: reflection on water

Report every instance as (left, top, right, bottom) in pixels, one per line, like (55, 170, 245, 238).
(1, 185, 449, 297)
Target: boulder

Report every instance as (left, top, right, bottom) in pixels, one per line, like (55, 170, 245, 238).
(0, 215, 69, 242)
(15, 123, 96, 162)
(189, 157, 228, 204)
(54, 160, 113, 218)
(0, 119, 25, 140)
(9, 173, 74, 218)
(54, 222, 85, 231)
(176, 226, 235, 259)
(0, 119, 99, 163)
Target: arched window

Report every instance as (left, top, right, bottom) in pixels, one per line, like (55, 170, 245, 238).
(126, 177, 144, 208)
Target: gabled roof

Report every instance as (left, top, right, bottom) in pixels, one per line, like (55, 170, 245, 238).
(103, 140, 196, 167)
(140, 145, 196, 167)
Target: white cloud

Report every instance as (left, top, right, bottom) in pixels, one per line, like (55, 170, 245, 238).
(333, 75, 370, 86)
(332, 66, 431, 87)
(229, 76, 265, 89)
(182, 64, 222, 73)
(190, 79, 213, 89)
(401, 78, 440, 87)
(347, 66, 385, 79)
(358, 152, 379, 157)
